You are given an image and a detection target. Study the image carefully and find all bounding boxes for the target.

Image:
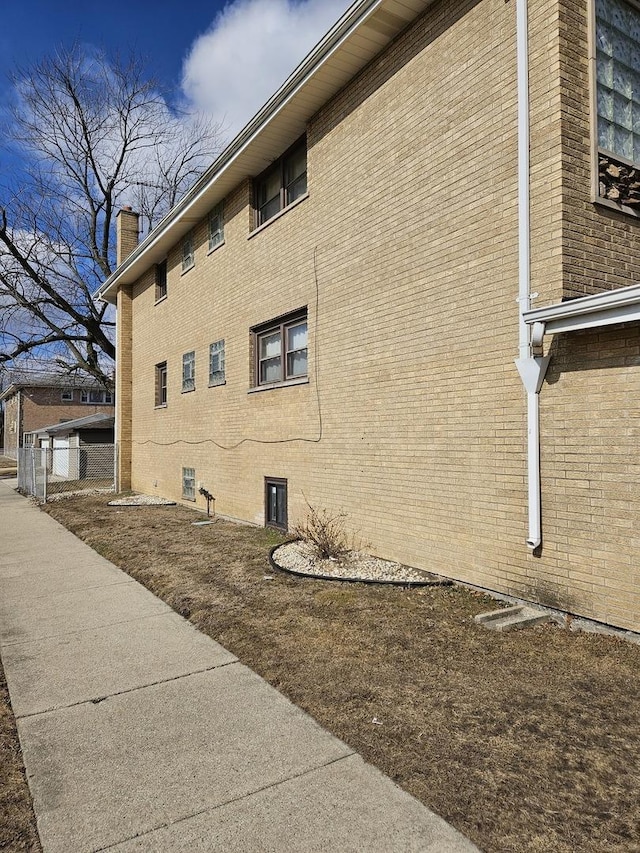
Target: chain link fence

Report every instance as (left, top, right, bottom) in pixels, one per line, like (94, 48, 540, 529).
(17, 444, 115, 501)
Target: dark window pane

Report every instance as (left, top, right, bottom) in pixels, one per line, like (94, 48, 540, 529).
(266, 480, 287, 528)
(259, 194, 281, 224)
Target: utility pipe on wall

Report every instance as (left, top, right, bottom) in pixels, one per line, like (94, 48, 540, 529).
(514, 0, 550, 550)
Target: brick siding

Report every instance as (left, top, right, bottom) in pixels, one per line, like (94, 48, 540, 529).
(117, 0, 640, 632)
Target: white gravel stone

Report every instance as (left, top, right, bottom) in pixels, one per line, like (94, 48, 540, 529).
(273, 540, 442, 584)
(108, 494, 177, 506)
(46, 488, 114, 502)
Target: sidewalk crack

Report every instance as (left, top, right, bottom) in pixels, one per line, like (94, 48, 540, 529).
(92, 752, 357, 852)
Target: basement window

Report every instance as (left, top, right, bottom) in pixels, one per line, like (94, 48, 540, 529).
(265, 477, 287, 530)
(182, 467, 196, 501)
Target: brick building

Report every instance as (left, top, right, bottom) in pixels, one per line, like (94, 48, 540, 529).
(98, 0, 640, 632)
(0, 374, 114, 457)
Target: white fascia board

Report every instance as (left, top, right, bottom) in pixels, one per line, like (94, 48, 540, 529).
(522, 283, 640, 334)
(96, 0, 426, 305)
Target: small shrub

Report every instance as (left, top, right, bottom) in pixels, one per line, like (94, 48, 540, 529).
(294, 501, 354, 560)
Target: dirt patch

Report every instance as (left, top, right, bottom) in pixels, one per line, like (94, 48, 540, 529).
(0, 658, 42, 852)
(42, 495, 640, 853)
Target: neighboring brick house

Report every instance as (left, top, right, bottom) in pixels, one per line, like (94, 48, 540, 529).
(98, 0, 640, 633)
(0, 375, 114, 458)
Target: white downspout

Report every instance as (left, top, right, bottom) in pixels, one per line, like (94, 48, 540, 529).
(514, 0, 550, 550)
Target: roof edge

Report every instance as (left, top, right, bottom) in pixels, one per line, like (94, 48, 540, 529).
(95, 0, 388, 304)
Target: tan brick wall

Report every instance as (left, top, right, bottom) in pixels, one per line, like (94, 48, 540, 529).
(538, 324, 640, 629)
(558, 0, 640, 297)
(117, 209, 140, 266)
(118, 0, 640, 632)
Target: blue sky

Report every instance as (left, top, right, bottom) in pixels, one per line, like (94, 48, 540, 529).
(0, 0, 351, 136)
(0, 1, 228, 105)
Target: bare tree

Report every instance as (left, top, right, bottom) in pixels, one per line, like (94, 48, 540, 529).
(0, 46, 222, 386)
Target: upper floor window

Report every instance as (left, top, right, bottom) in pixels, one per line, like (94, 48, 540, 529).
(182, 350, 196, 392)
(81, 389, 113, 404)
(253, 309, 307, 386)
(182, 232, 195, 273)
(255, 137, 307, 227)
(596, 0, 640, 164)
(155, 259, 167, 301)
(155, 362, 167, 407)
(209, 203, 224, 251)
(209, 340, 226, 386)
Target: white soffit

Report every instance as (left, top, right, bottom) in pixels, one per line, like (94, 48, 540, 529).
(523, 283, 640, 334)
(97, 0, 434, 303)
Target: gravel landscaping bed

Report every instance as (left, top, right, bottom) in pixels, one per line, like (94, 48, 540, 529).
(47, 487, 114, 502)
(272, 540, 451, 585)
(108, 494, 177, 506)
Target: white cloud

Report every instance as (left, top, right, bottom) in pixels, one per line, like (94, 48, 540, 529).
(181, 0, 351, 138)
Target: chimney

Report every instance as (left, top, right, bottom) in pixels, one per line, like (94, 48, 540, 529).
(116, 207, 140, 266)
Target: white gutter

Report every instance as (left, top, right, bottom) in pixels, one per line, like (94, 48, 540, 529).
(523, 282, 640, 342)
(96, 0, 417, 304)
(514, 0, 550, 551)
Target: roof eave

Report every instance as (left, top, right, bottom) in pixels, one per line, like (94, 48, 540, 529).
(96, 0, 431, 305)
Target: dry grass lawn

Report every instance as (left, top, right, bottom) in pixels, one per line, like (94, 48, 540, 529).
(0, 657, 41, 853)
(13, 494, 637, 852)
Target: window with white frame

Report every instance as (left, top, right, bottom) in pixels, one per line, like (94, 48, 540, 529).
(81, 389, 113, 404)
(61, 389, 73, 401)
(182, 467, 196, 501)
(209, 340, 226, 386)
(596, 0, 640, 164)
(182, 350, 196, 392)
(208, 203, 224, 251)
(182, 232, 195, 272)
(252, 309, 307, 386)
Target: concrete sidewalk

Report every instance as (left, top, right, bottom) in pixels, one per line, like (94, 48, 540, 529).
(0, 481, 479, 853)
